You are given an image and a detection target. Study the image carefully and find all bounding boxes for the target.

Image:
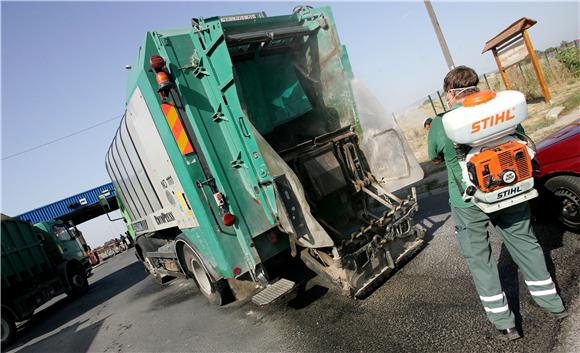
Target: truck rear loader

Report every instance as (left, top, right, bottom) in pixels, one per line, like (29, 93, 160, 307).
(1, 216, 91, 347)
(106, 6, 425, 305)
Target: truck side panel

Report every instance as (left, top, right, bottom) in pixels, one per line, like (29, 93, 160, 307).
(1, 220, 53, 288)
(111, 34, 269, 277)
(126, 87, 200, 231)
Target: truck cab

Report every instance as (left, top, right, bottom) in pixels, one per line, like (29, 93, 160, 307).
(35, 220, 92, 276)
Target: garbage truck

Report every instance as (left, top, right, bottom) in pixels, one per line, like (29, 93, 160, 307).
(1, 216, 91, 346)
(105, 5, 425, 306)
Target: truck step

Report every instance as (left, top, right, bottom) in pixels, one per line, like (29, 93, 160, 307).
(251, 278, 295, 306)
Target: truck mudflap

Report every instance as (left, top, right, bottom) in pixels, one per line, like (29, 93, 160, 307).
(267, 126, 425, 297)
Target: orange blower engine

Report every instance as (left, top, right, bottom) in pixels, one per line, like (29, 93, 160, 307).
(442, 90, 538, 213)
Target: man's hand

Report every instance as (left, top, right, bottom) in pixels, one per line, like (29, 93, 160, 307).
(431, 157, 443, 165)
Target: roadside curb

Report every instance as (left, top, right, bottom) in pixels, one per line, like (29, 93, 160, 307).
(91, 262, 105, 269)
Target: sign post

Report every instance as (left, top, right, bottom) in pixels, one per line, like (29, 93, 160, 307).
(492, 48, 511, 90)
(522, 30, 551, 102)
(482, 18, 551, 103)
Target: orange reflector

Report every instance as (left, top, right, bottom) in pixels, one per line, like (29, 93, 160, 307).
(156, 72, 171, 89)
(161, 103, 194, 155)
(463, 90, 497, 107)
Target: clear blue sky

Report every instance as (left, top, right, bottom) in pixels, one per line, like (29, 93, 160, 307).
(1, 1, 578, 247)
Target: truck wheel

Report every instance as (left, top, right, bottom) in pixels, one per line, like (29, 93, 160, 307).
(1, 311, 16, 348)
(545, 175, 580, 231)
(182, 246, 233, 306)
(65, 265, 89, 297)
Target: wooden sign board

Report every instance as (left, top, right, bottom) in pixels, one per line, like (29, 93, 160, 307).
(482, 18, 551, 103)
(498, 39, 528, 68)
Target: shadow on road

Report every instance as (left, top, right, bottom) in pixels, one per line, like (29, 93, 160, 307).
(287, 284, 330, 310)
(534, 221, 568, 293)
(416, 190, 452, 244)
(148, 280, 198, 312)
(14, 317, 109, 353)
(10, 260, 147, 352)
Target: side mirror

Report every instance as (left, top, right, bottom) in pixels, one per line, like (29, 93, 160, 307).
(99, 195, 111, 211)
(99, 193, 124, 222)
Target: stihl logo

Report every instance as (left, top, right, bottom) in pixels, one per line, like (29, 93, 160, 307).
(471, 109, 515, 133)
(497, 186, 522, 200)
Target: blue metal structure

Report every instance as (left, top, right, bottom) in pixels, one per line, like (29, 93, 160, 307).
(16, 183, 117, 224)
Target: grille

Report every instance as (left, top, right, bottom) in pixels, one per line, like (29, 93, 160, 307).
(499, 151, 513, 168)
(516, 151, 531, 178)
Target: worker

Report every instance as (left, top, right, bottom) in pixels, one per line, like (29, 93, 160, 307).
(427, 66, 567, 341)
(120, 233, 128, 247)
(423, 117, 433, 130)
(125, 231, 134, 247)
(114, 238, 122, 253)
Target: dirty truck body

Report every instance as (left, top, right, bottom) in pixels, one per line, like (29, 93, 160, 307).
(106, 6, 424, 304)
(1, 218, 91, 346)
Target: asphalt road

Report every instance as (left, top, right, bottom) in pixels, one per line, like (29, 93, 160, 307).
(6, 191, 579, 353)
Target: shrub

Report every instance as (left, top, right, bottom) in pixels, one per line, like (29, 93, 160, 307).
(556, 48, 580, 77)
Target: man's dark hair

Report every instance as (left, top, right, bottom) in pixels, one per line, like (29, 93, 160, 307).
(443, 66, 480, 96)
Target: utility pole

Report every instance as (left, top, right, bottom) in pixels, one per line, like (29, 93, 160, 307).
(424, 0, 455, 71)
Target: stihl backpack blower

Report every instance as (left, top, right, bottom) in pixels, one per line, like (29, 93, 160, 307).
(442, 90, 538, 213)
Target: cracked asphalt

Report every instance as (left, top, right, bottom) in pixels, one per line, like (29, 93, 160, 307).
(6, 190, 579, 353)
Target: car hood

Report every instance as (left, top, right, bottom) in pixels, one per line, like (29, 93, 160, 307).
(536, 122, 580, 151)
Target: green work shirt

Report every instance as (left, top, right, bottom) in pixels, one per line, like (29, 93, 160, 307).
(427, 112, 471, 208)
(427, 106, 526, 209)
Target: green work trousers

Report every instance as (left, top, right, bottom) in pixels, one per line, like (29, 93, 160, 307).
(451, 202, 564, 330)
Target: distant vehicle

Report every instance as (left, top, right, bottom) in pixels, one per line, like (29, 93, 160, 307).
(534, 122, 580, 230)
(1, 217, 91, 347)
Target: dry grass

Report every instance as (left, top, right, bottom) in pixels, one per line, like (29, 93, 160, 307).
(522, 79, 580, 142)
(398, 58, 580, 192)
(562, 89, 580, 115)
(503, 57, 577, 100)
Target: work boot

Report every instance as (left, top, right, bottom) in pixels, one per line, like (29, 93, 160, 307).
(549, 310, 568, 320)
(497, 327, 521, 341)
(532, 301, 568, 320)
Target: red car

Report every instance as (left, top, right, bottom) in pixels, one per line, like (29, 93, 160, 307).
(533, 121, 580, 230)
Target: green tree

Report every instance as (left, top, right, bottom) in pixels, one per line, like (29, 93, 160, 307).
(556, 47, 580, 77)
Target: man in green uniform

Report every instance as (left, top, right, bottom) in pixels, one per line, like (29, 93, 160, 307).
(427, 66, 567, 341)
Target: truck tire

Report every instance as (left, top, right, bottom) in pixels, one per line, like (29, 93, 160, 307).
(545, 175, 580, 231)
(65, 263, 89, 297)
(181, 245, 233, 306)
(1, 311, 16, 348)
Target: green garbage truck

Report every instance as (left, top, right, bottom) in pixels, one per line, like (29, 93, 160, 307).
(105, 5, 425, 306)
(1, 215, 91, 347)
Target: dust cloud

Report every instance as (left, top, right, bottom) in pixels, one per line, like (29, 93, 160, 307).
(350, 78, 424, 192)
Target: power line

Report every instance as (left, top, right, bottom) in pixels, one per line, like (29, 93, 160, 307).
(2, 115, 122, 161)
